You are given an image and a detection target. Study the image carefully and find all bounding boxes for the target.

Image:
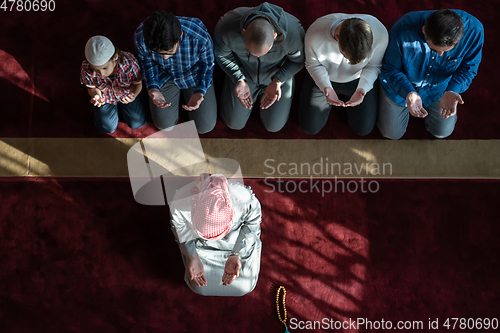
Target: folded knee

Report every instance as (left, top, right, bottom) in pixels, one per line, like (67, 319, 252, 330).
(351, 124, 375, 137)
(378, 127, 404, 140)
(300, 125, 320, 136)
(429, 129, 454, 139)
(97, 123, 117, 134)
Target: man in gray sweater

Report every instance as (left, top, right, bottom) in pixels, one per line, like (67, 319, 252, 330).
(214, 2, 304, 132)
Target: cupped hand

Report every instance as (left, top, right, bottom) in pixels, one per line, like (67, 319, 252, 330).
(345, 88, 365, 107)
(182, 92, 204, 111)
(261, 79, 282, 109)
(324, 87, 344, 107)
(406, 92, 428, 118)
(149, 89, 171, 108)
(439, 91, 463, 119)
(222, 255, 242, 286)
(188, 255, 207, 287)
(234, 80, 253, 109)
(91, 94, 105, 107)
(121, 92, 136, 104)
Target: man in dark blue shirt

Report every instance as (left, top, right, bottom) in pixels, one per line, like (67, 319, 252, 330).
(378, 9, 484, 139)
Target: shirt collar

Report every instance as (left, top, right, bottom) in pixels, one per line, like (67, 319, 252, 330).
(330, 20, 345, 40)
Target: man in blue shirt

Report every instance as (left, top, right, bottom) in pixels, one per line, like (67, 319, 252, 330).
(134, 12, 217, 134)
(378, 9, 484, 139)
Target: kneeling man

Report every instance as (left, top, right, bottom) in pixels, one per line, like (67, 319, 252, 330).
(299, 14, 388, 136)
(134, 12, 217, 134)
(214, 2, 305, 132)
(170, 174, 262, 296)
(378, 9, 484, 139)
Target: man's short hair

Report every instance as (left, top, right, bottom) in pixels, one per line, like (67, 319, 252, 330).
(338, 18, 373, 65)
(245, 18, 275, 51)
(424, 9, 464, 47)
(143, 11, 182, 52)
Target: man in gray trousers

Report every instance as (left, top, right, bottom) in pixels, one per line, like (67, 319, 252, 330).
(134, 11, 217, 134)
(214, 2, 305, 132)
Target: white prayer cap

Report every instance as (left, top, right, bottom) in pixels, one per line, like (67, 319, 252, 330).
(85, 36, 116, 66)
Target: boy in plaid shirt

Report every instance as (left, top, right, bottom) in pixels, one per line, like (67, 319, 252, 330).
(134, 12, 217, 134)
(80, 36, 148, 133)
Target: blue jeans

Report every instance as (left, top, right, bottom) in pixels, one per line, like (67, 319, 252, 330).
(93, 90, 148, 133)
(377, 88, 457, 140)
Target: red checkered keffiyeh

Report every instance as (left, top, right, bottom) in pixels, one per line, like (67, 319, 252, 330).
(191, 174, 234, 240)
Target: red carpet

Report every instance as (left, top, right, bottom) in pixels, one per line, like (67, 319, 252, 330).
(0, 0, 498, 139)
(1, 0, 499, 332)
(1, 178, 499, 332)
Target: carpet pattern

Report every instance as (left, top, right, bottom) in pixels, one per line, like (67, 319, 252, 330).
(0, 178, 499, 332)
(1, 0, 499, 332)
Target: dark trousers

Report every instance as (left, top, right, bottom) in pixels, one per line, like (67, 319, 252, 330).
(149, 81, 217, 134)
(220, 75, 295, 133)
(93, 90, 148, 133)
(298, 73, 378, 136)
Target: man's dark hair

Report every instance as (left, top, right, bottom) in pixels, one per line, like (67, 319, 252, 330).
(338, 18, 373, 65)
(245, 18, 275, 51)
(424, 9, 464, 47)
(143, 11, 182, 52)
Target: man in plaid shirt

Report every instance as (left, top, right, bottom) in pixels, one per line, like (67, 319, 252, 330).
(134, 11, 217, 134)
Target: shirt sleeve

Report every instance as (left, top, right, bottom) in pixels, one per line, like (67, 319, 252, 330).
(305, 36, 332, 93)
(80, 62, 96, 88)
(171, 206, 199, 257)
(446, 21, 484, 94)
(194, 34, 215, 95)
(134, 28, 163, 91)
(214, 16, 247, 83)
(358, 27, 389, 93)
(380, 30, 417, 99)
(272, 22, 305, 83)
(178, 239, 198, 257)
(231, 193, 262, 256)
(127, 53, 143, 83)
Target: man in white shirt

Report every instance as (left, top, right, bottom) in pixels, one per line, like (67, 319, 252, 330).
(170, 174, 262, 296)
(299, 14, 388, 136)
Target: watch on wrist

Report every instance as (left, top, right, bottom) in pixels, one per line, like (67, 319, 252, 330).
(230, 252, 241, 258)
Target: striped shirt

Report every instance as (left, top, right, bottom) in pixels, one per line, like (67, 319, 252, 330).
(80, 51, 142, 105)
(134, 16, 214, 95)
